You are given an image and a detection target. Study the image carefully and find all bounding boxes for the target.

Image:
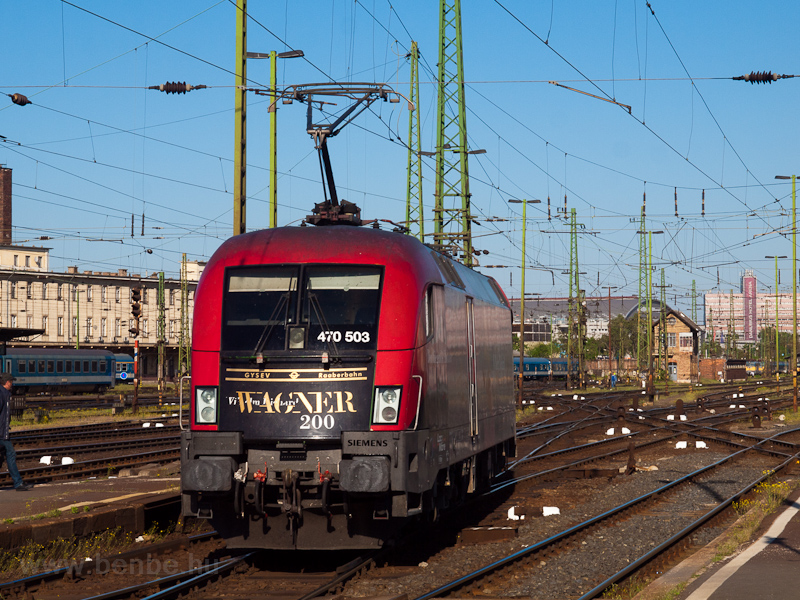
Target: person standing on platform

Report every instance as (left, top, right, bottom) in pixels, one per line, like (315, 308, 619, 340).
(0, 374, 32, 491)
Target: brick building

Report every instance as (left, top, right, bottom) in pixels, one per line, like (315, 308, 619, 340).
(653, 309, 700, 383)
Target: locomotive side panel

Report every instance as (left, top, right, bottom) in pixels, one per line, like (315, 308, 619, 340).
(472, 295, 515, 448)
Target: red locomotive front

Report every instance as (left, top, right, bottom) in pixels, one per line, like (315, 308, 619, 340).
(181, 225, 515, 549)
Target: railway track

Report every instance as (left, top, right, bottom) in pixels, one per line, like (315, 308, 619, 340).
(0, 446, 180, 486)
(2, 378, 797, 599)
(12, 423, 180, 448)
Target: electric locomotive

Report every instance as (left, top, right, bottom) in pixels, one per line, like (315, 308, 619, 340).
(181, 225, 516, 549)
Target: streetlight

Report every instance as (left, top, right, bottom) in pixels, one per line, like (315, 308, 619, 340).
(775, 174, 797, 411)
(766, 255, 786, 386)
(248, 49, 305, 229)
(508, 199, 541, 406)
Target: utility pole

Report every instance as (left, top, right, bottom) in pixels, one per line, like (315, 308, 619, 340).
(509, 199, 540, 405)
(603, 285, 617, 379)
(774, 171, 798, 409)
(691, 280, 697, 323)
(178, 254, 190, 377)
(233, 0, 247, 236)
(74, 288, 82, 350)
(130, 286, 142, 414)
(157, 272, 165, 406)
(406, 41, 424, 241)
(727, 289, 734, 358)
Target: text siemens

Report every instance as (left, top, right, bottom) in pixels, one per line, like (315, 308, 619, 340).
(347, 439, 388, 447)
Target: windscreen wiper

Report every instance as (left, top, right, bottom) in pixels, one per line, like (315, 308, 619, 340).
(308, 292, 340, 360)
(253, 293, 290, 356)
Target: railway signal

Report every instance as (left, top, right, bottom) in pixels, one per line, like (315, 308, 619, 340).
(130, 287, 141, 338)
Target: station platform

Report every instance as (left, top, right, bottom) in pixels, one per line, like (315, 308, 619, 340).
(637, 488, 800, 600)
(0, 465, 181, 550)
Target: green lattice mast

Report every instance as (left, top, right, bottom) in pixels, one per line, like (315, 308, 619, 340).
(567, 209, 583, 388)
(406, 41, 424, 241)
(434, 0, 474, 266)
(638, 206, 647, 371)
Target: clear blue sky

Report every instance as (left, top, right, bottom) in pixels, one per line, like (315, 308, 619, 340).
(2, 1, 799, 318)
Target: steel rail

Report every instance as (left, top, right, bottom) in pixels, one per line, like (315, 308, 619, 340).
(14, 435, 180, 461)
(0, 447, 180, 485)
(415, 442, 776, 600)
(576, 449, 800, 599)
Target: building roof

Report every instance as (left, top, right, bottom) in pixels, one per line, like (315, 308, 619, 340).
(654, 308, 701, 333)
(509, 296, 640, 322)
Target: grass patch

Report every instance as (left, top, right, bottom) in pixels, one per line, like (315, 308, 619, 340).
(10, 402, 186, 431)
(713, 472, 797, 562)
(601, 575, 648, 599)
(776, 410, 800, 427)
(0, 521, 184, 578)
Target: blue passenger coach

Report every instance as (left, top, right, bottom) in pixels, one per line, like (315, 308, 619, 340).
(114, 353, 135, 383)
(2, 349, 117, 393)
(512, 357, 551, 380)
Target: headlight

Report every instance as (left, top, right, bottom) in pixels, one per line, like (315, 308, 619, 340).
(195, 387, 218, 424)
(373, 386, 402, 425)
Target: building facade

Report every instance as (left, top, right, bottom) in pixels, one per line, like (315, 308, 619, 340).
(0, 245, 202, 380)
(653, 309, 700, 383)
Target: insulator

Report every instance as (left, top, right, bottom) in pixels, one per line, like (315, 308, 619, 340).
(10, 93, 31, 106)
(674, 187, 678, 217)
(743, 71, 778, 84)
(150, 82, 208, 94)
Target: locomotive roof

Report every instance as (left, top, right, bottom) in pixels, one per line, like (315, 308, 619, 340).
(203, 226, 508, 308)
(193, 226, 510, 353)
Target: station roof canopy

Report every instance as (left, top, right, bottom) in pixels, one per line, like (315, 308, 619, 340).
(0, 327, 44, 343)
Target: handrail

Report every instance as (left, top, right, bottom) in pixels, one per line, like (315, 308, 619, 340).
(179, 375, 191, 431)
(412, 375, 423, 430)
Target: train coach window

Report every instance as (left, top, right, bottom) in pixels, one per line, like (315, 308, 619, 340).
(99, 361, 106, 372)
(47, 361, 54, 373)
(56, 361, 63, 373)
(66, 360, 72, 372)
(28, 360, 36, 373)
(83, 360, 90, 373)
(73, 361, 80, 373)
(39, 360, 45, 373)
(425, 286, 435, 339)
(222, 266, 299, 352)
(303, 266, 381, 350)
(18, 360, 26, 374)
(91, 361, 98, 373)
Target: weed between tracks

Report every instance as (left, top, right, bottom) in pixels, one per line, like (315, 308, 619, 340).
(10, 403, 184, 430)
(601, 575, 648, 599)
(0, 521, 183, 580)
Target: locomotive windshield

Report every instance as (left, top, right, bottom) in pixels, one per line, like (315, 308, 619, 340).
(222, 265, 382, 353)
